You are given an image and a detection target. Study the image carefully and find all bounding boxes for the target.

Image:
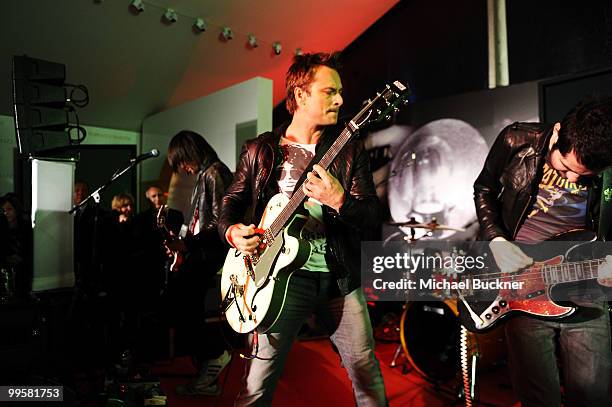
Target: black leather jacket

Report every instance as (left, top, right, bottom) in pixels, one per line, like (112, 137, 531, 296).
(218, 123, 383, 295)
(184, 158, 234, 273)
(474, 122, 603, 241)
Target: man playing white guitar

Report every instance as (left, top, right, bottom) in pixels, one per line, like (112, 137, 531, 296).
(219, 52, 388, 406)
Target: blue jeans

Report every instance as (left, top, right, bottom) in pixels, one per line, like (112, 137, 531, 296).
(505, 305, 612, 407)
(236, 270, 388, 406)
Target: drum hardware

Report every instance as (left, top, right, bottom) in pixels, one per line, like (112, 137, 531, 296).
(386, 216, 466, 245)
(386, 303, 411, 372)
(399, 299, 506, 383)
(389, 341, 413, 375)
(388, 217, 466, 232)
(389, 343, 403, 368)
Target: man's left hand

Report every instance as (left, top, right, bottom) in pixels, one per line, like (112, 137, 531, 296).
(597, 255, 612, 287)
(302, 164, 345, 212)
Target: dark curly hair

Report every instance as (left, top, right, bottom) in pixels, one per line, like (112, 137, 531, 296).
(285, 52, 342, 115)
(167, 130, 218, 173)
(555, 97, 612, 172)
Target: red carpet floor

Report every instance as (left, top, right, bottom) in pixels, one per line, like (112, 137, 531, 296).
(152, 339, 520, 406)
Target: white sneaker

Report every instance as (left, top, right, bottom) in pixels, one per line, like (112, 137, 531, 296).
(175, 351, 231, 396)
(197, 351, 232, 388)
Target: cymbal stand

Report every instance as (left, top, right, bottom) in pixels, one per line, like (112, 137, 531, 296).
(389, 225, 422, 372)
(388, 302, 412, 374)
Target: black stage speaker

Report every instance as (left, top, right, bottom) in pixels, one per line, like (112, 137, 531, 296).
(12, 55, 70, 156)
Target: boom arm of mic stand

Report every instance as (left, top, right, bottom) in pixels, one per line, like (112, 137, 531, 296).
(68, 159, 139, 214)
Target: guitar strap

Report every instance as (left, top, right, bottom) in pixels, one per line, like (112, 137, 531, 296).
(179, 170, 204, 239)
(599, 168, 612, 240)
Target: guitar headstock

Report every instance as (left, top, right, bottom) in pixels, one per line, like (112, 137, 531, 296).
(156, 204, 168, 228)
(351, 81, 410, 130)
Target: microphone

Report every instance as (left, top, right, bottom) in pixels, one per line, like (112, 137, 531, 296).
(131, 149, 159, 163)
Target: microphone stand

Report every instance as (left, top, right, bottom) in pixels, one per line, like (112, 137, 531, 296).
(67, 157, 149, 351)
(69, 158, 142, 215)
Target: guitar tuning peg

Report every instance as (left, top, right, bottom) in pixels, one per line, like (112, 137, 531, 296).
(385, 114, 391, 121)
(376, 109, 382, 115)
(402, 99, 409, 105)
(393, 107, 399, 113)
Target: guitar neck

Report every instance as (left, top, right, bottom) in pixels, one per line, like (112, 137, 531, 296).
(267, 126, 355, 238)
(543, 258, 605, 285)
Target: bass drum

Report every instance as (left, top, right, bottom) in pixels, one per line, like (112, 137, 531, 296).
(400, 299, 506, 382)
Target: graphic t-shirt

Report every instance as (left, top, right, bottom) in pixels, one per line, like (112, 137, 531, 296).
(277, 138, 329, 272)
(515, 161, 588, 242)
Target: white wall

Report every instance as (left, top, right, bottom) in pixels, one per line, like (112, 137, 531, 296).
(140, 76, 272, 216)
(140, 76, 273, 184)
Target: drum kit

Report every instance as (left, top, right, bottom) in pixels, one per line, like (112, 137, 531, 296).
(380, 214, 507, 399)
(377, 119, 505, 390)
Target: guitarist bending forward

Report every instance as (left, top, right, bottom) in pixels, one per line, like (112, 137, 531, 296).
(473, 98, 612, 406)
(166, 131, 234, 396)
(218, 53, 387, 406)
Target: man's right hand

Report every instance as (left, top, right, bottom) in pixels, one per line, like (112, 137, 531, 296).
(226, 223, 261, 255)
(489, 236, 533, 274)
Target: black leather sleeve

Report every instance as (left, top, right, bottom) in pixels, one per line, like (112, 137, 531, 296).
(333, 140, 383, 230)
(188, 162, 233, 248)
(218, 141, 254, 242)
(473, 125, 513, 241)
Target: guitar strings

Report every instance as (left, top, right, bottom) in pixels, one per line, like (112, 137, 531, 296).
(463, 258, 605, 282)
(416, 258, 606, 286)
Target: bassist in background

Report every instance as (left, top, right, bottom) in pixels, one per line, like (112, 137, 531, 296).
(166, 131, 234, 396)
(133, 186, 183, 303)
(218, 53, 387, 406)
(473, 98, 612, 406)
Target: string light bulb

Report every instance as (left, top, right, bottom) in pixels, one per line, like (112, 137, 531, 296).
(121, 2, 304, 54)
(193, 18, 207, 32)
(221, 26, 234, 40)
(163, 8, 178, 23)
(248, 34, 258, 48)
(272, 41, 282, 55)
(130, 0, 145, 13)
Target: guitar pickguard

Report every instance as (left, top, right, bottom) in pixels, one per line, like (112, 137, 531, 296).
(458, 230, 600, 332)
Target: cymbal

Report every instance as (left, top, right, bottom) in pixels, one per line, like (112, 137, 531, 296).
(388, 218, 466, 232)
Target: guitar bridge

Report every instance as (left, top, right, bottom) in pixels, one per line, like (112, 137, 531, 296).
(222, 275, 247, 322)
